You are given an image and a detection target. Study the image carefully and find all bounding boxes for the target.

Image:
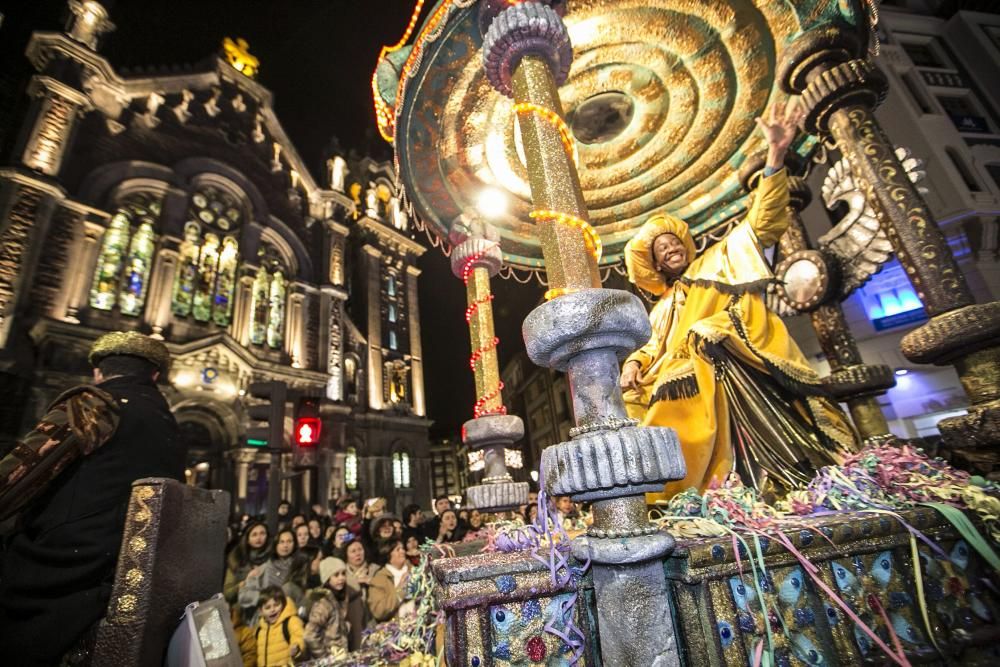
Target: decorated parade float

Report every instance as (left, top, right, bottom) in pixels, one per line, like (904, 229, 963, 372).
(364, 0, 1000, 665)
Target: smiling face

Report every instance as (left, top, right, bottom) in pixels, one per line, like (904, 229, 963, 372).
(275, 531, 295, 558)
(652, 232, 689, 278)
(378, 521, 394, 539)
(261, 598, 283, 624)
(346, 540, 365, 566)
(308, 519, 322, 539)
(247, 524, 267, 549)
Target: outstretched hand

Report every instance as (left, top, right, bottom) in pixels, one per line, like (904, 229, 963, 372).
(755, 100, 805, 166)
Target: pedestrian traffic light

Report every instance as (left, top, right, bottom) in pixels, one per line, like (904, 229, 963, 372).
(244, 381, 287, 532)
(295, 417, 320, 446)
(245, 381, 287, 450)
(293, 397, 321, 467)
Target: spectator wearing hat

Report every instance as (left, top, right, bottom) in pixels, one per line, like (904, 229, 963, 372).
(304, 557, 367, 656)
(0, 331, 184, 664)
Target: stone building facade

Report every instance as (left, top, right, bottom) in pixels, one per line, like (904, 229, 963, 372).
(0, 2, 431, 514)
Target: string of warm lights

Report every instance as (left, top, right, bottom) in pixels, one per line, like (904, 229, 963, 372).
(466, 292, 495, 323)
(372, 0, 426, 142)
(460, 243, 507, 419)
(512, 102, 577, 166)
(372, 0, 454, 142)
(474, 381, 506, 419)
(529, 209, 602, 262)
(469, 336, 500, 371)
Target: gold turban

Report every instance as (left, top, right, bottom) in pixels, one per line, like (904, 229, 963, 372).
(624, 214, 697, 295)
(88, 331, 171, 374)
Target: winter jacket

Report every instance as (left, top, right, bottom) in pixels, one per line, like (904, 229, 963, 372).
(367, 564, 412, 622)
(0, 375, 184, 665)
(345, 561, 379, 597)
(303, 590, 348, 658)
(224, 548, 269, 605)
(255, 598, 304, 666)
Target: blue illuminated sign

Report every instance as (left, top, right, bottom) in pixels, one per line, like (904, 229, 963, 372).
(859, 259, 928, 331)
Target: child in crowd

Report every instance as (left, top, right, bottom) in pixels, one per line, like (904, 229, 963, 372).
(304, 557, 367, 657)
(255, 586, 305, 667)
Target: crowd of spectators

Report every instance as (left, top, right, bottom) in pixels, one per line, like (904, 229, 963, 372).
(222, 489, 585, 666)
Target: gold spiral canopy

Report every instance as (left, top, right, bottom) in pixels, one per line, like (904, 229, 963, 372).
(385, 0, 858, 270)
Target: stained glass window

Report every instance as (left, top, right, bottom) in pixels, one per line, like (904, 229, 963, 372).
(213, 237, 238, 326)
(345, 447, 358, 490)
(90, 194, 162, 314)
(392, 451, 411, 488)
(192, 233, 220, 322)
(119, 221, 155, 316)
(171, 186, 244, 324)
(248, 244, 287, 349)
(172, 223, 201, 317)
(249, 265, 269, 345)
(267, 271, 286, 349)
(90, 212, 131, 311)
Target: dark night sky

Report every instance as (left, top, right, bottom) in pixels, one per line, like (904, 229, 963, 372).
(0, 0, 547, 437)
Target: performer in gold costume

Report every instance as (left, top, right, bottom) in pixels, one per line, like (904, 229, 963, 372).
(620, 103, 857, 500)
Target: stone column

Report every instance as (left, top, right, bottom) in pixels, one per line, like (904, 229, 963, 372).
(741, 155, 894, 442)
(480, 3, 686, 664)
(230, 264, 257, 347)
(363, 245, 384, 410)
(0, 180, 59, 348)
(232, 447, 257, 514)
(405, 264, 426, 417)
(63, 214, 109, 323)
(450, 219, 528, 512)
(780, 28, 1000, 473)
(285, 284, 307, 368)
(21, 77, 89, 177)
(144, 238, 181, 339)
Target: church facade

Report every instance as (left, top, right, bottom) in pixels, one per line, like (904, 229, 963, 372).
(0, 2, 432, 514)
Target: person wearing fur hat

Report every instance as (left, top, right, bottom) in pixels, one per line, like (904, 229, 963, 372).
(620, 102, 857, 501)
(0, 331, 184, 664)
(304, 557, 368, 656)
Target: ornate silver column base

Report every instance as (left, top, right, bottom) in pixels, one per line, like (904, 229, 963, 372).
(524, 287, 687, 667)
(463, 414, 529, 512)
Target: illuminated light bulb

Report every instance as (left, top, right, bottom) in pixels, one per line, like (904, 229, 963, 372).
(476, 187, 509, 219)
(894, 368, 909, 376)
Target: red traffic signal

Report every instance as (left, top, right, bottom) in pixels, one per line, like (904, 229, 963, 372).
(295, 417, 321, 446)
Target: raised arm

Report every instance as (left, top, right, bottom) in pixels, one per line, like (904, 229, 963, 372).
(747, 101, 804, 246)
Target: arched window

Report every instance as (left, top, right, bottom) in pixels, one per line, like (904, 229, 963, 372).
(171, 185, 244, 325)
(392, 451, 411, 488)
(90, 194, 162, 315)
(248, 244, 287, 349)
(388, 330, 398, 350)
(388, 303, 397, 323)
(345, 447, 358, 490)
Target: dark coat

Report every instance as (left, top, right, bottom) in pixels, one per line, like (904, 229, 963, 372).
(0, 375, 185, 665)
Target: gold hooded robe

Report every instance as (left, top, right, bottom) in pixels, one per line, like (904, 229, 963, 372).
(623, 170, 857, 501)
